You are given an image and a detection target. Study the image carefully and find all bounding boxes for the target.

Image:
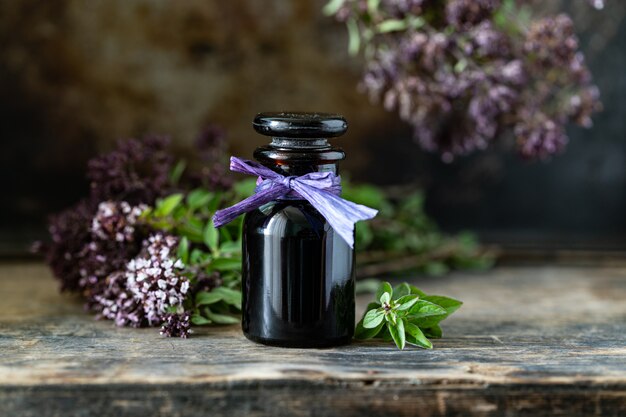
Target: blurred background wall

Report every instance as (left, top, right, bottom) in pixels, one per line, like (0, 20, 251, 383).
(0, 0, 624, 254)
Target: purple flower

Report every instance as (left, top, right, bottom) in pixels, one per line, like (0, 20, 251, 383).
(524, 14, 578, 69)
(92, 271, 145, 327)
(445, 0, 500, 29)
(331, 0, 601, 160)
(160, 312, 192, 338)
(514, 113, 568, 159)
(91, 232, 191, 332)
(191, 271, 223, 296)
(469, 21, 509, 57)
(186, 127, 234, 191)
(87, 135, 174, 205)
(125, 233, 189, 326)
(383, 0, 427, 16)
(91, 201, 146, 243)
(38, 201, 94, 292)
(79, 201, 147, 307)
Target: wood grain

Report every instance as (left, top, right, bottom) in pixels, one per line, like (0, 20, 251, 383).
(0, 262, 625, 416)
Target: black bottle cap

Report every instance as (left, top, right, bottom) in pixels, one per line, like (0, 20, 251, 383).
(253, 112, 347, 149)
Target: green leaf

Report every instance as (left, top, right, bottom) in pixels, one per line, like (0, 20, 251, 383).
(395, 294, 419, 311)
(421, 295, 463, 316)
(211, 287, 242, 310)
(187, 217, 205, 230)
(408, 316, 447, 329)
(209, 257, 241, 272)
(347, 18, 360, 56)
(389, 318, 406, 350)
(376, 281, 393, 301)
(170, 160, 186, 185)
(408, 285, 427, 297)
(139, 206, 152, 220)
(367, 0, 380, 14)
(195, 290, 223, 306)
(363, 308, 385, 329)
(219, 226, 233, 242)
(233, 179, 257, 197)
(207, 192, 222, 213)
(422, 324, 443, 339)
(355, 278, 381, 295)
(380, 292, 391, 305)
(189, 248, 205, 264)
(405, 321, 433, 349)
(187, 189, 212, 210)
(423, 261, 450, 276)
(155, 194, 184, 217)
(376, 17, 424, 33)
(203, 220, 219, 251)
(379, 326, 392, 342)
(454, 58, 468, 73)
(341, 183, 388, 210)
(355, 222, 374, 248)
(177, 237, 189, 264)
(323, 0, 345, 15)
(179, 217, 204, 242)
(408, 300, 447, 318)
(355, 317, 385, 339)
(407, 16, 425, 29)
(166, 305, 182, 314)
(191, 314, 211, 325)
(204, 308, 239, 324)
(377, 19, 407, 33)
(393, 283, 412, 298)
(219, 240, 241, 254)
(406, 300, 448, 328)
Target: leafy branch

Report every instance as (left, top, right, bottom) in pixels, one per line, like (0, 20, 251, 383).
(141, 181, 257, 327)
(342, 181, 496, 277)
(356, 281, 462, 349)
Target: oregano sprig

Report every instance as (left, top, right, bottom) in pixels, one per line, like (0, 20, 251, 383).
(355, 281, 462, 350)
(141, 185, 256, 327)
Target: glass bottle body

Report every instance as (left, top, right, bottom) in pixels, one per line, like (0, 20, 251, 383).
(241, 151, 355, 347)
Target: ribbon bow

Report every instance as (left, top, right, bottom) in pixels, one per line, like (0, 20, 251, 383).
(212, 157, 378, 247)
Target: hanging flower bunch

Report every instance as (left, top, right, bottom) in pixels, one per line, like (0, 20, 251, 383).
(326, 0, 602, 161)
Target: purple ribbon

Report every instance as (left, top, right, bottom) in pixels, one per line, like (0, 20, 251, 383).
(213, 157, 378, 248)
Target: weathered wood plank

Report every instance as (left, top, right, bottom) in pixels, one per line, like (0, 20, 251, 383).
(0, 262, 625, 416)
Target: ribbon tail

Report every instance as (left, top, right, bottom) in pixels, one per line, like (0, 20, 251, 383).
(293, 183, 378, 248)
(213, 186, 287, 227)
(229, 156, 281, 179)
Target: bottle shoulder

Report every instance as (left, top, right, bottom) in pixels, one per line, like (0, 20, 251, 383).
(244, 200, 328, 236)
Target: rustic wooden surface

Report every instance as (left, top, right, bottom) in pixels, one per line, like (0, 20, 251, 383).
(0, 262, 625, 417)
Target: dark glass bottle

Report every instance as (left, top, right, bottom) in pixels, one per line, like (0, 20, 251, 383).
(242, 112, 355, 348)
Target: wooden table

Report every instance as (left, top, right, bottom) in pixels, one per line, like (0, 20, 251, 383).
(1, 262, 625, 416)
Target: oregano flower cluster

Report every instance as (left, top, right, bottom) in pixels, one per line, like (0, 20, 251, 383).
(38, 133, 237, 338)
(92, 232, 190, 335)
(327, 0, 602, 161)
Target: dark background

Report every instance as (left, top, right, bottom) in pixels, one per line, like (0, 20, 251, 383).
(0, 0, 624, 254)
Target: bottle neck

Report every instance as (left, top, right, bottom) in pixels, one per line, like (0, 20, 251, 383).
(253, 146, 345, 176)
